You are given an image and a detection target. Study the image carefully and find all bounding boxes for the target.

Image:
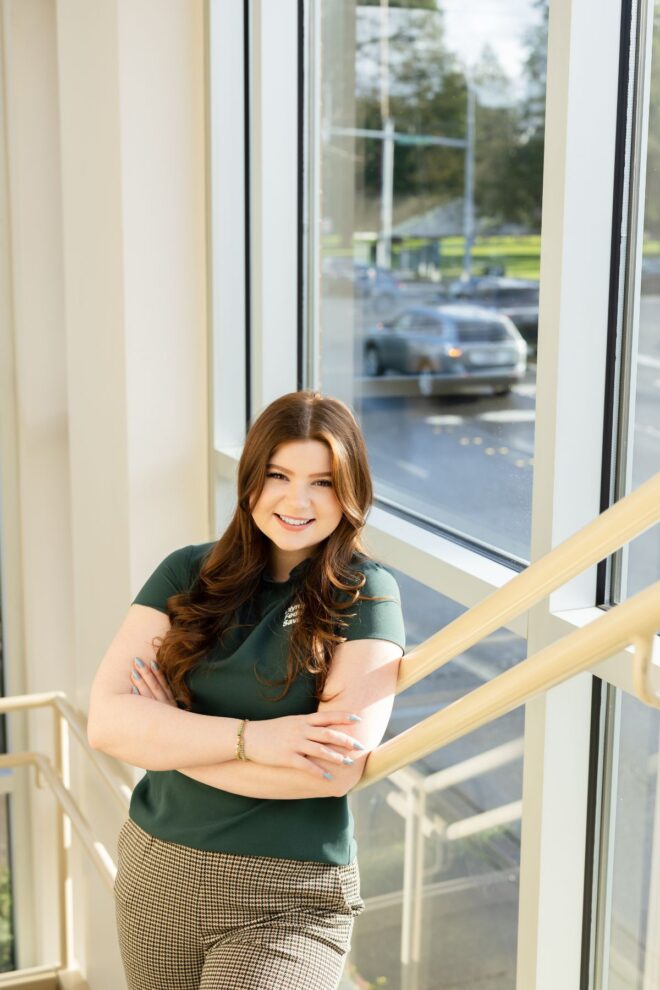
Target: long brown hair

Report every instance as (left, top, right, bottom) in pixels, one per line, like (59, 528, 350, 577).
(153, 390, 394, 709)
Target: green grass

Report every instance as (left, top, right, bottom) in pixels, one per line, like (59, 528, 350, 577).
(323, 233, 543, 280)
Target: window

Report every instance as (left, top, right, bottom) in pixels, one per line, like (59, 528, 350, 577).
(304, 0, 547, 562)
(617, 1, 660, 600)
(347, 566, 526, 988)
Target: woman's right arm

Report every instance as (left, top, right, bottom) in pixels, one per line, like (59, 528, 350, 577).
(87, 603, 360, 775)
(87, 603, 243, 770)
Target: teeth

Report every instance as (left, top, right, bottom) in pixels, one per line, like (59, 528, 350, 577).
(279, 514, 311, 526)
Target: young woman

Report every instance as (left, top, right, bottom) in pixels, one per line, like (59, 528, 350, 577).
(87, 389, 405, 990)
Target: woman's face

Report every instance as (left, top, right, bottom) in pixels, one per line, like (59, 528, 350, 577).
(250, 439, 344, 577)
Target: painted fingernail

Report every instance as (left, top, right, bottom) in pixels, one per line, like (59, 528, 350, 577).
(348, 714, 361, 722)
(150, 660, 159, 671)
(132, 669, 141, 680)
(323, 771, 333, 780)
(134, 657, 144, 668)
(342, 756, 354, 765)
(132, 686, 138, 694)
(352, 739, 365, 750)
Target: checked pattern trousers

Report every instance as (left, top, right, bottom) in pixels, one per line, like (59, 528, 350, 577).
(114, 817, 365, 989)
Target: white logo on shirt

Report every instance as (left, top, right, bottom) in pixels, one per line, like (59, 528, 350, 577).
(283, 603, 304, 627)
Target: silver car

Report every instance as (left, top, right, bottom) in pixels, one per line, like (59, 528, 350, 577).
(363, 304, 527, 396)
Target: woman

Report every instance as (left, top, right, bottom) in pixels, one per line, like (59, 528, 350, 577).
(87, 389, 406, 990)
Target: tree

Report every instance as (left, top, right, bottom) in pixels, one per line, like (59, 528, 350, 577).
(355, 3, 467, 220)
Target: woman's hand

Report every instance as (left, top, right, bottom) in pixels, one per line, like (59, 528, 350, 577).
(130, 657, 178, 707)
(129, 657, 366, 781)
(243, 712, 367, 780)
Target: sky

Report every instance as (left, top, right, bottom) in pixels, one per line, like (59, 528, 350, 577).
(439, 0, 544, 81)
(356, 1, 545, 102)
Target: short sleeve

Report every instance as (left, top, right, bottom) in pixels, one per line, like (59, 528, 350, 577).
(339, 561, 406, 652)
(131, 545, 193, 614)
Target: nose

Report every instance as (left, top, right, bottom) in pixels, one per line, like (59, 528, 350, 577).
(283, 482, 313, 511)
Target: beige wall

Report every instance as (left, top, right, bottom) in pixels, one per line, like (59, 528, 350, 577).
(0, 0, 209, 984)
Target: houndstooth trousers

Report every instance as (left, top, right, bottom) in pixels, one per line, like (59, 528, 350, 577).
(114, 817, 365, 989)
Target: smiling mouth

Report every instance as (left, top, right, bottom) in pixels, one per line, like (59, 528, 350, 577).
(275, 513, 315, 529)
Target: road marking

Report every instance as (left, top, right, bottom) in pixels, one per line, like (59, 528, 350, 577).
(425, 409, 536, 429)
(425, 415, 465, 426)
(478, 410, 536, 423)
(638, 353, 660, 370)
(456, 653, 501, 682)
(394, 458, 429, 479)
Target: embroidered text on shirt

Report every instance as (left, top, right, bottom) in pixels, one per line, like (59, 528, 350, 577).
(283, 603, 304, 627)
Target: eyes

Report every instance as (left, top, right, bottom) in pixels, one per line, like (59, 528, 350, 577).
(266, 471, 333, 488)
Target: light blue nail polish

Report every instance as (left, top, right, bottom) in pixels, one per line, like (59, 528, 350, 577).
(134, 657, 144, 668)
(132, 669, 141, 680)
(352, 739, 365, 750)
(132, 686, 138, 694)
(348, 714, 361, 722)
(151, 660, 159, 671)
(323, 771, 333, 780)
(342, 756, 354, 765)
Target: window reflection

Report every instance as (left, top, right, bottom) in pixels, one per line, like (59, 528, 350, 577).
(605, 693, 660, 987)
(347, 566, 526, 988)
(310, 0, 547, 560)
(624, 4, 660, 598)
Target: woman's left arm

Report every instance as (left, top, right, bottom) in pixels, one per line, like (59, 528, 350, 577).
(132, 640, 403, 799)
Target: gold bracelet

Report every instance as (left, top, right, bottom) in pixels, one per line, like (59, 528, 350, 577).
(235, 718, 250, 761)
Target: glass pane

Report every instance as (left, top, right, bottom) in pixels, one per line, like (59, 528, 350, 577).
(0, 589, 15, 968)
(604, 692, 660, 988)
(346, 566, 526, 989)
(308, 0, 548, 561)
(0, 794, 14, 971)
(625, 3, 660, 598)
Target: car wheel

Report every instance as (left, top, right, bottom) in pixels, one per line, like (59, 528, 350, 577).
(364, 346, 384, 377)
(492, 385, 512, 396)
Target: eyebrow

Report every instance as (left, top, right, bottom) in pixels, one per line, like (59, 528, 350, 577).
(266, 463, 332, 478)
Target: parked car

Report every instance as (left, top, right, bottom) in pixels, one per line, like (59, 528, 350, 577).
(448, 276, 539, 352)
(322, 258, 402, 314)
(362, 304, 527, 396)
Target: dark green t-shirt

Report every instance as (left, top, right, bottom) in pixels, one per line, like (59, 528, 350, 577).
(128, 541, 406, 864)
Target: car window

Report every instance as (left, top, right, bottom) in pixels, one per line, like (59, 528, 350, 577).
(475, 285, 496, 303)
(454, 320, 510, 343)
(419, 314, 443, 332)
(394, 312, 415, 330)
(495, 288, 538, 306)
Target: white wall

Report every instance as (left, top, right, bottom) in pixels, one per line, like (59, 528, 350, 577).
(0, 0, 209, 984)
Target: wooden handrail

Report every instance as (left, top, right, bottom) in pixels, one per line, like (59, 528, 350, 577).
(356, 581, 660, 790)
(395, 471, 659, 694)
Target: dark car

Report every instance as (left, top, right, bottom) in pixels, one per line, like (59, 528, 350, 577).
(448, 276, 539, 352)
(362, 304, 527, 396)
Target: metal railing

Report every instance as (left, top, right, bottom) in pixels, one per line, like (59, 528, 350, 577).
(0, 693, 130, 981)
(1, 472, 658, 986)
